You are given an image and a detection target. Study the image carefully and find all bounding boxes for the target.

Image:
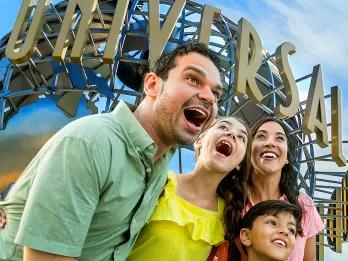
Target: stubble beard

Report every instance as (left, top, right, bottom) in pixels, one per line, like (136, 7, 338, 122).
(154, 92, 198, 147)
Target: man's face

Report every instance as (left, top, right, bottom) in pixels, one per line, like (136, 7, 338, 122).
(241, 212, 297, 261)
(153, 52, 222, 146)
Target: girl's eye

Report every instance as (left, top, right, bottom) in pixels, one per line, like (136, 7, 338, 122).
(237, 135, 246, 143)
(218, 125, 229, 131)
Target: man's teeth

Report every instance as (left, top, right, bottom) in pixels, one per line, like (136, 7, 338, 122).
(273, 239, 286, 247)
(190, 108, 206, 118)
(262, 152, 277, 158)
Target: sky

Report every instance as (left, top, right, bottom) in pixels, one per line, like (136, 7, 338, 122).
(1, 0, 348, 259)
(200, 1, 348, 259)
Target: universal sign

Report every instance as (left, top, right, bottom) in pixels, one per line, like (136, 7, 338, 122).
(5, 0, 346, 167)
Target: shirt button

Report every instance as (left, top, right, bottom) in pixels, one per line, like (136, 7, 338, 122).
(148, 144, 154, 150)
(136, 147, 141, 151)
(146, 168, 151, 173)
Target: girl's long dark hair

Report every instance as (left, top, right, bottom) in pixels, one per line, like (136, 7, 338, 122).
(214, 118, 251, 261)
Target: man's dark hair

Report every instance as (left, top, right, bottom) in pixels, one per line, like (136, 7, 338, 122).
(242, 200, 303, 237)
(152, 41, 220, 80)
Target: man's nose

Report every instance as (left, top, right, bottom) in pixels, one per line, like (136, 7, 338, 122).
(197, 85, 215, 105)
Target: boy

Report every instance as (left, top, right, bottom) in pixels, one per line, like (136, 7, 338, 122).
(239, 200, 303, 261)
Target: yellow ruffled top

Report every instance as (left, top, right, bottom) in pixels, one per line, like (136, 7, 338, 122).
(127, 171, 225, 261)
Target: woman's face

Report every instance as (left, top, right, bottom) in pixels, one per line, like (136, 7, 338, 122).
(196, 117, 248, 174)
(251, 121, 288, 176)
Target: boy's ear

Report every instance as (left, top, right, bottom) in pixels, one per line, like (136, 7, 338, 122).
(143, 72, 162, 99)
(240, 228, 252, 247)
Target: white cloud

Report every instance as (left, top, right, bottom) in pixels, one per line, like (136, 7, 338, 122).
(205, 0, 348, 95)
(204, 0, 348, 259)
(263, 0, 348, 85)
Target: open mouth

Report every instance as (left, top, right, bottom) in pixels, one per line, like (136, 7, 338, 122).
(261, 151, 278, 159)
(272, 239, 287, 247)
(184, 108, 207, 128)
(216, 140, 233, 157)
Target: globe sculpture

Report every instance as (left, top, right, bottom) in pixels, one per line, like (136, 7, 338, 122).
(0, 0, 346, 257)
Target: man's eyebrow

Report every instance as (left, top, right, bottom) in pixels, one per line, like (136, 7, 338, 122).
(184, 66, 206, 77)
(184, 66, 223, 93)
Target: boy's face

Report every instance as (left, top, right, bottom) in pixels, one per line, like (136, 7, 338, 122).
(240, 212, 297, 261)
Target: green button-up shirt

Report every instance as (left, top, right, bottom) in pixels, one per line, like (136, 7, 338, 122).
(0, 101, 175, 261)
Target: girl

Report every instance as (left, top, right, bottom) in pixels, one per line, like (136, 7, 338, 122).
(128, 116, 251, 261)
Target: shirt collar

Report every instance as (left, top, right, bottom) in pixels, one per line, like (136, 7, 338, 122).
(112, 101, 155, 152)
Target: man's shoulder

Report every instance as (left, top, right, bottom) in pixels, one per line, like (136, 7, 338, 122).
(58, 113, 125, 141)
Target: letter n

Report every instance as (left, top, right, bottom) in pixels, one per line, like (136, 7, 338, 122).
(5, 0, 51, 64)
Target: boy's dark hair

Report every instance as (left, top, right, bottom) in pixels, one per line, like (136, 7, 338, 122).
(152, 41, 220, 80)
(242, 200, 303, 237)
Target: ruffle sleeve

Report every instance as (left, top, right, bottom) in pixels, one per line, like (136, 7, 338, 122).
(148, 171, 225, 245)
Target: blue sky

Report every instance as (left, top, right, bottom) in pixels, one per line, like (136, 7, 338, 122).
(1, 0, 348, 259)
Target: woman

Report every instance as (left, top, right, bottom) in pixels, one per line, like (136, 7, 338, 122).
(128, 116, 251, 261)
(244, 117, 324, 261)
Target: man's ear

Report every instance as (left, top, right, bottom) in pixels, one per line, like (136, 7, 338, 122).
(195, 138, 202, 149)
(240, 228, 252, 247)
(143, 72, 162, 99)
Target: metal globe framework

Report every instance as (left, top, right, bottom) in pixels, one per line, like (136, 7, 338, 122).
(0, 0, 347, 256)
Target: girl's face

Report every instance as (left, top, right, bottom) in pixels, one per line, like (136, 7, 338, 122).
(251, 121, 288, 176)
(196, 117, 248, 174)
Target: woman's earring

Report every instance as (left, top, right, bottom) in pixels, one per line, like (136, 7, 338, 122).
(285, 159, 289, 164)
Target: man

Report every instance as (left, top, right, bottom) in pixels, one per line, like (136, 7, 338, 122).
(0, 42, 222, 261)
